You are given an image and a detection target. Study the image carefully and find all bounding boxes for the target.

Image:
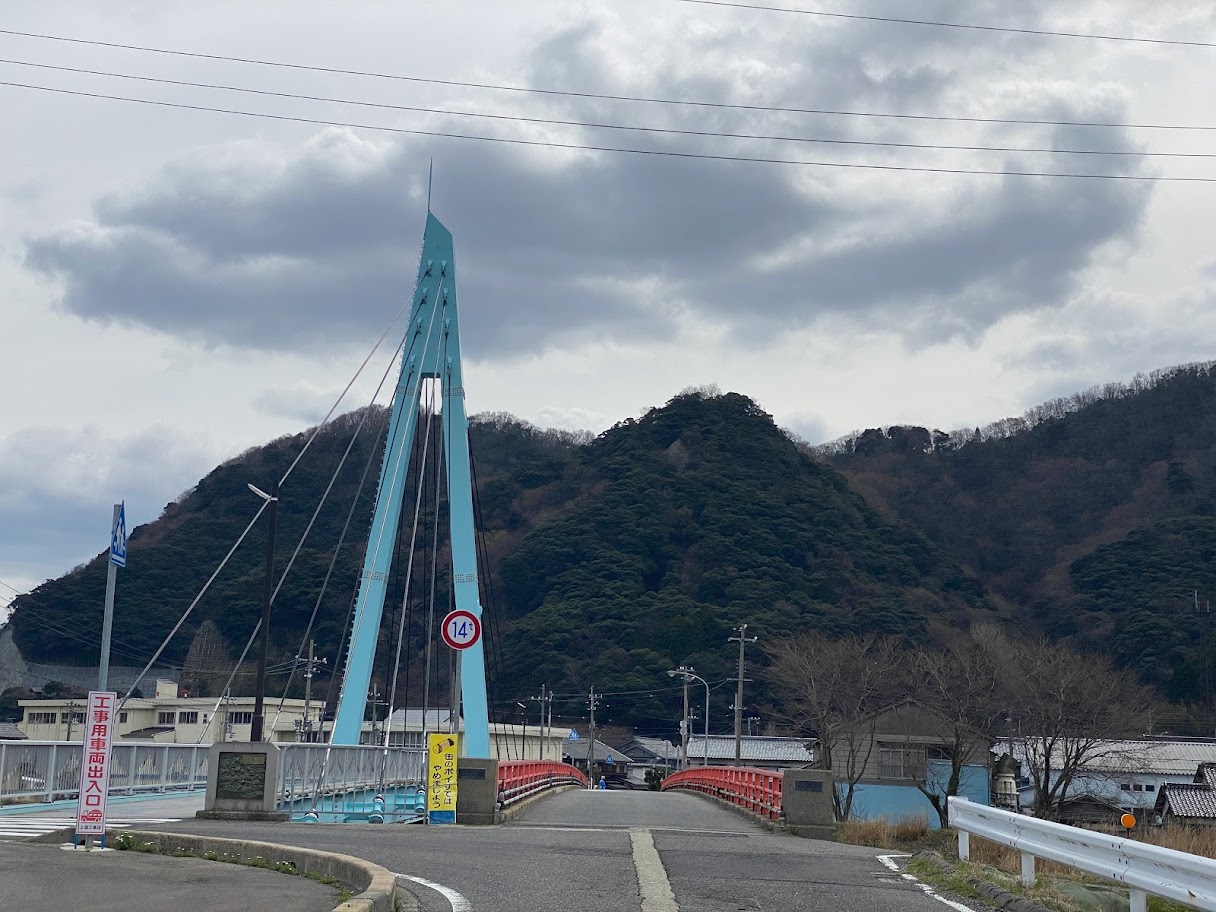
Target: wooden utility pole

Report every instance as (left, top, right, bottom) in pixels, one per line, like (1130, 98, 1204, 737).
(730, 624, 757, 765)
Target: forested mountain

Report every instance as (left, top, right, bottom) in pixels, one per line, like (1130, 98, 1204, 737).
(822, 361, 1216, 707)
(8, 363, 1216, 730)
(5, 390, 984, 731)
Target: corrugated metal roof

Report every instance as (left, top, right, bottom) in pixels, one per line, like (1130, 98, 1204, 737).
(563, 737, 634, 764)
(621, 736, 679, 762)
(685, 735, 815, 763)
(997, 739, 1216, 775)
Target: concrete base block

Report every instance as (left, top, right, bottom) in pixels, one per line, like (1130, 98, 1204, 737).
(782, 769, 836, 839)
(203, 741, 283, 818)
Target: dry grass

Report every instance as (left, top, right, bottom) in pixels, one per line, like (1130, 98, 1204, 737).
(838, 816, 942, 849)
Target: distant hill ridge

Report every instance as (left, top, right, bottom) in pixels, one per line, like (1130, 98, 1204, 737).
(8, 363, 1216, 727)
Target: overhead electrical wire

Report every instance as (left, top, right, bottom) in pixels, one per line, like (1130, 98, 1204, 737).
(1, 79, 1208, 183)
(2, 26, 1215, 132)
(672, 0, 1216, 49)
(0, 57, 1206, 159)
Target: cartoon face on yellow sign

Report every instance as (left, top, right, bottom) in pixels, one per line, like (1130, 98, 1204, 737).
(428, 733, 459, 815)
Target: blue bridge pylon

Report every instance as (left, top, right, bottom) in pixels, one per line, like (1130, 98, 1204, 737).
(330, 212, 490, 757)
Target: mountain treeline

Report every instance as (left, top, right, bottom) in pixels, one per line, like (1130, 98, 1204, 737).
(9, 362, 1216, 732)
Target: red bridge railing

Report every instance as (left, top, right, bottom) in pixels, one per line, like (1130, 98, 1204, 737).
(661, 766, 784, 820)
(497, 760, 588, 808)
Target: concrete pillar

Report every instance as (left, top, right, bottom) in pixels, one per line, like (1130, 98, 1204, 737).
(456, 757, 499, 825)
(782, 769, 835, 839)
(198, 741, 288, 821)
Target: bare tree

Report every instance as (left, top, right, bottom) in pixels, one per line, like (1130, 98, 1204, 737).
(983, 631, 1158, 819)
(902, 636, 1002, 827)
(766, 633, 904, 820)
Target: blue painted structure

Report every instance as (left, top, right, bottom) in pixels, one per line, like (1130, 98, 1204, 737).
(331, 213, 490, 757)
(843, 762, 990, 828)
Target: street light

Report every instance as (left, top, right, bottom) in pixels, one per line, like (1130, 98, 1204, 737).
(667, 667, 710, 768)
(248, 480, 279, 743)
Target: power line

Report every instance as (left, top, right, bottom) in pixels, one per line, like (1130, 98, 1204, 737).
(4, 79, 1210, 182)
(673, 0, 1216, 49)
(1, 26, 1214, 132)
(0, 57, 1207, 159)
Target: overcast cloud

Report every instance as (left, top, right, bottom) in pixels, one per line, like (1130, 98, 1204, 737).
(3, 0, 1216, 620)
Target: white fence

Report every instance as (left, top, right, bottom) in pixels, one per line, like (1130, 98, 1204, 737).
(278, 744, 427, 822)
(949, 797, 1216, 912)
(0, 740, 208, 803)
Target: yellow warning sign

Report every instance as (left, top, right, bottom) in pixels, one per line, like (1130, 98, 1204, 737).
(428, 733, 459, 819)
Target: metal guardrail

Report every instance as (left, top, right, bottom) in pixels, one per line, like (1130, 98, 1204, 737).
(496, 760, 586, 807)
(949, 797, 1216, 912)
(661, 766, 784, 820)
(0, 740, 208, 804)
(278, 744, 427, 821)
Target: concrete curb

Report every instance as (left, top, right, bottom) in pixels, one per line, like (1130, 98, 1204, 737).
(31, 828, 417, 912)
(914, 850, 1053, 912)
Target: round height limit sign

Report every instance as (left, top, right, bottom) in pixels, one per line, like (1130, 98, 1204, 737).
(441, 610, 481, 650)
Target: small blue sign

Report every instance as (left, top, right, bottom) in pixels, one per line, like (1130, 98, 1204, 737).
(428, 810, 455, 825)
(567, 729, 580, 741)
(109, 502, 127, 568)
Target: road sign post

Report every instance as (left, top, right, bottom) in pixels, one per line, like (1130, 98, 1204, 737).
(99, 502, 126, 691)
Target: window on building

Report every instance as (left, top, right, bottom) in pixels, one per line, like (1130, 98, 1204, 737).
(879, 744, 923, 779)
(1120, 784, 1132, 791)
(1145, 784, 1156, 792)
(228, 712, 253, 726)
(64, 710, 84, 724)
(925, 744, 953, 762)
(1132, 784, 1144, 792)
(157, 711, 176, 725)
(119, 712, 128, 724)
(28, 711, 56, 724)
(177, 711, 199, 725)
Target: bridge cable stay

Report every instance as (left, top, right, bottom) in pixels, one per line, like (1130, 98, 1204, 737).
(466, 438, 522, 761)
(420, 392, 448, 749)
(379, 375, 440, 783)
(115, 274, 422, 713)
(196, 331, 410, 743)
(261, 350, 406, 736)
(330, 212, 492, 757)
(330, 267, 448, 746)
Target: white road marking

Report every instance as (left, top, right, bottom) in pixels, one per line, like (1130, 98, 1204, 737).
(631, 828, 680, 912)
(396, 872, 473, 912)
(878, 854, 979, 912)
(0, 817, 180, 840)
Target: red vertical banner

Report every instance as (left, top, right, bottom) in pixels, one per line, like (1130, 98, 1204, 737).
(75, 691, 117, 837)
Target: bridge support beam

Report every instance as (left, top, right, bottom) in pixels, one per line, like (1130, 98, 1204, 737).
(781, 769, 835, 839)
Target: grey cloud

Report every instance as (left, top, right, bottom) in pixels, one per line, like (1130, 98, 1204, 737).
(23, 2, 1156, 357)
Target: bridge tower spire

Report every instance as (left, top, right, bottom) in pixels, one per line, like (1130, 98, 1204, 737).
(330, 212, 491, 757)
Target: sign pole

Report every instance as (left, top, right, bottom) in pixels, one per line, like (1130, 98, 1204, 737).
(99, 503, 126, 691)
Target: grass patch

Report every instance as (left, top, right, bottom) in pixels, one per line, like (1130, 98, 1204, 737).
(837, 816, 953, 852)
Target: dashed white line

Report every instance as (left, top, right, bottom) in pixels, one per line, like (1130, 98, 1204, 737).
(631, 828, 680, 912)
(878, 853, 979, 912)
(396, 872, 473, 912)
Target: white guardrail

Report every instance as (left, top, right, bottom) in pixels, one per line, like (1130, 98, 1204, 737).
(0, 740, 208, 804)
(949, 797, 1216, 912)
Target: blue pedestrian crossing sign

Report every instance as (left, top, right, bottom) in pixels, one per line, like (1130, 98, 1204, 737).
(567, 729, 580, 741)
(109, 502, 127, 568)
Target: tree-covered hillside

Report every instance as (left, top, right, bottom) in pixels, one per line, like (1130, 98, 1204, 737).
(823, 362, 1216, 710)
(7, 390, 984, 730)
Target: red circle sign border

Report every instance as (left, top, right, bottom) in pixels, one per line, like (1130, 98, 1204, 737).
(441, 609, 481, 650)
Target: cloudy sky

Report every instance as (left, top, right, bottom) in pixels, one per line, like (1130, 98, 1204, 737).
(3, 0, 1216, 617)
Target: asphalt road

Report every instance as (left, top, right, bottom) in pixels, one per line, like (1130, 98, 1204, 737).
(137, 788, 985, 912)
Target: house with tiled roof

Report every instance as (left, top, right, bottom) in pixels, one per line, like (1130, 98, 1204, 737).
(1155, 763, 1216, 826)
(0, 722, 27, 740)
(684, 734, 816, 770)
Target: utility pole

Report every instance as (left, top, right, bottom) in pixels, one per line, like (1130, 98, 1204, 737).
(587, 687, 600, 789)
(531, 684, 552, 759)
(679, 671, 690, 770)
(729, 624, 757, 765)
(297, 640, 327, 742)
